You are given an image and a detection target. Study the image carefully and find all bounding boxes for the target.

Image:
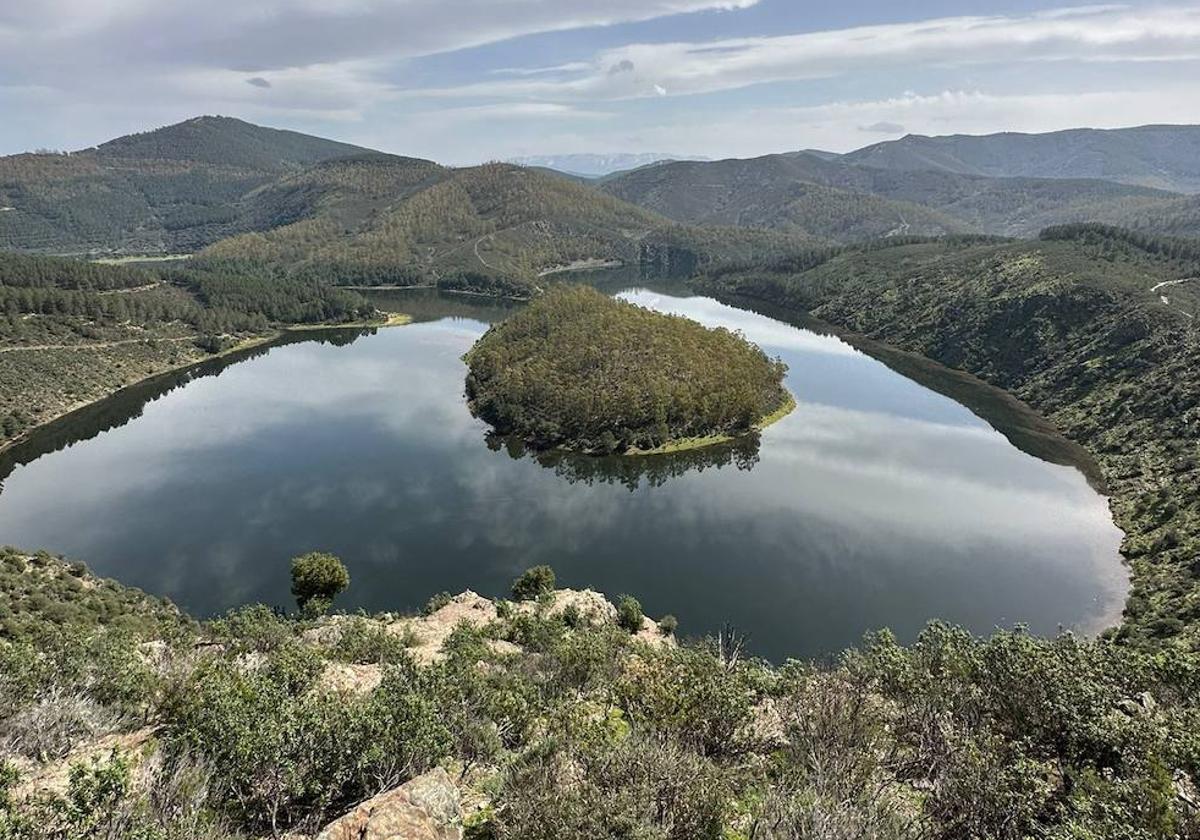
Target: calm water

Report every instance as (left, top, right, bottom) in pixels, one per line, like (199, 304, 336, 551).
(0, 284, 1126, 659)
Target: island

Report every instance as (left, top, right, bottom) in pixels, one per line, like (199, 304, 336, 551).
(463, 285, 794, 454)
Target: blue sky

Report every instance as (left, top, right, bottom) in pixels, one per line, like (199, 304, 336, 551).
(2, 1, 1199, 163)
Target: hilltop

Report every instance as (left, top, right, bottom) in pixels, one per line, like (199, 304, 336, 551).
(0, 117, 376, 255)
(88, 115, 370, 171)
(600, 149, 1183, 240)
(845, 124, 1200, 193)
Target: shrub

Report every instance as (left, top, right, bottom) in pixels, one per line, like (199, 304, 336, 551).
(496, 732, 727, 840)
(289, 552, 350, 616)
(511, 566, 556, 601)
(616, 595, 643, 633)
(332, 616, 410, 664)
(659, 614, 679, 636)
(0, 689, 112, 762)
(209, 604, 293, 653)
(423, 591, 453, 616)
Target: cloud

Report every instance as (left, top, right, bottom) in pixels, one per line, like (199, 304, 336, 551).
(859, 121, 905, 134)
(403, 5, 1200, 102)
(608, 59, 635, 75)
(245, 77, 271, 89)
(0, 0, 758, 149)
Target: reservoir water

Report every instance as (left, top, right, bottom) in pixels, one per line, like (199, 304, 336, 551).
(0, 282, 1126, 659)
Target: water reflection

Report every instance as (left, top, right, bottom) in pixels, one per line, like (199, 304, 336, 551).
(487, 432, 761, 490)
(0, 284, 1127, 660)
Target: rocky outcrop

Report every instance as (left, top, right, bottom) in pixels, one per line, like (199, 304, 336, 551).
(316, 767, 462, 840)
(392, 590, 498, 665)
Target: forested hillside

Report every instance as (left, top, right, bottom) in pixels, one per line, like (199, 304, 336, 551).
(702, 225, 1200, 651)
(463, 285, 791, 453)
(0, 117, 375, 255)
(600, 150, 1184, 240)
(844, 124, 1200, 193)
(0, 251, 375, 447)
(201, 161, 815, 291)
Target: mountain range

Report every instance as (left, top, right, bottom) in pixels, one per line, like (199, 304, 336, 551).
(2, 116, 1199, 275)
(504, 153, 708, 177)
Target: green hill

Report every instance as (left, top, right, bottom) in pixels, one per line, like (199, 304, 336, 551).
(0, 117, 376, 255)
(89, 115, 369, 171)
(201, 161, 817, 290)
(845, 124, 1200, 193)
(599, 150, 1180, 240)
(704, 224, 1200, 650)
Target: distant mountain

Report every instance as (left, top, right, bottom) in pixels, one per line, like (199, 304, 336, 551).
(599, 154, 966, 241)
(506, 153, 708, 178)
(844, 125, 1200, 194)
(599, 150, 1182, 241)
(88, 115, 369, 171)
(798, 149, 842, 161)
(0, 118, 813, 277)
(0, 117, 378, 254)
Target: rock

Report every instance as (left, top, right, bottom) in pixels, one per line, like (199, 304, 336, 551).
(516, 588, 617, 625)
(634, 615, 677, 649)
(317, 767, 462, 840)
(318, 662, 383, 695)
(390, 591, 497, 665)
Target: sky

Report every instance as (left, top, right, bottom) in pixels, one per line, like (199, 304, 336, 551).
(2, 1, 1200, 164)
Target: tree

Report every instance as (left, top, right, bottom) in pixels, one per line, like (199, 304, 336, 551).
(289, 552, 349, 616)
(511, 565, 556, 601)
(617, 595, 644, 633)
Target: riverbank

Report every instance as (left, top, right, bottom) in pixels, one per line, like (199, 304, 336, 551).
(0, 311, 412, 458)
(701, 232, 1200, 649)
(627, 390, 796, 455)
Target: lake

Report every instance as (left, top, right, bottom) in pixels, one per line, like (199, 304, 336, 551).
(0, 282, 1127, 660)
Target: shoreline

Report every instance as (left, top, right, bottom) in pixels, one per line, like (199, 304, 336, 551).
(625, 390, 797, 456)
(0, 312, 412, 458)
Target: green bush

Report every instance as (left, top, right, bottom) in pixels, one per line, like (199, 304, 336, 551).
(511, 565, 556, 601)
(289, 552, 349, 616)
(616, 595, 643, 633)
(331, 616, 410, 664)
(659, 614, 679, 636)
(423, 591, 453, 615)
(163, 643, 450, 834)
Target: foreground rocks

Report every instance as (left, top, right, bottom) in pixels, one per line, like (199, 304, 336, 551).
(308, 587, 677, 696)
(316, 767, 463, 840)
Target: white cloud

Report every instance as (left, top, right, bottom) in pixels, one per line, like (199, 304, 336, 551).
(403, 5, 1200, 102)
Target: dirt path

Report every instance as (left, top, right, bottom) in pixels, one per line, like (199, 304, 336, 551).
(1150, 277, 1196, 319)
(473, 233, 497, 270)
(0, 335, 193, 354)
(96, 282, 162, 295)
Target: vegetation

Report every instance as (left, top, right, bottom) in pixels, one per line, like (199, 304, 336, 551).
(463, 285, 791, 453)
(0, 250, 378, 449)
(701, 224, 1200, 650)
(510, 566, 555, 601)
(289, 552, 350, 617)
(599, 147, 1186, 241)
(3, 552, 1200, 839)
(616, 595, 644, 633)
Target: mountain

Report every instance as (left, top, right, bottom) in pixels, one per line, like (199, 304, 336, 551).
(88, 115, 370, 171)
(202, 160, 815, 288)
(599, 150, 1183, 241)
(506, 152, 707, 178)
(844, 125, 1200, 194)
(599, 153, 966, 240)
(0, 117, 373, 255)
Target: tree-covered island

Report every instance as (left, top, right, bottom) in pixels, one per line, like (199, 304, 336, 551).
(463, 285, 794, 454)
